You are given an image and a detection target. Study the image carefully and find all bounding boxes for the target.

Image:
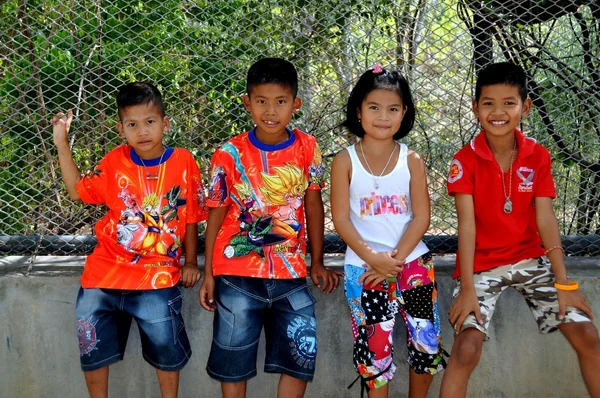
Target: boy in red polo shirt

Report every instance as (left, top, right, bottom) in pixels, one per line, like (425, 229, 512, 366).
(440, 62, 600, 397)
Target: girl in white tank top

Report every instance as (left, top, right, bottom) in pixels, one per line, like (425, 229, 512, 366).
(330, 65, 446, 397)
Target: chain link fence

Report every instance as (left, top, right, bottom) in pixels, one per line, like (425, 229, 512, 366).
(1, 0, 599, 257)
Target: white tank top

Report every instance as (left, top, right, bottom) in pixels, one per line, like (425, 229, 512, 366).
(344, 143, 429, 267)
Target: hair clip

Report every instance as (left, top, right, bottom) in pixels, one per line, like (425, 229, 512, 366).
(372, 64, 384, 74)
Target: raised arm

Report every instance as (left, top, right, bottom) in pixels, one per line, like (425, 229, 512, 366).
(51, 110, 81, 201)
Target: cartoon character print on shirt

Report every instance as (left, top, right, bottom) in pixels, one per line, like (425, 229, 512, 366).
(308, 144, 325, 186)
(208, 165, 228, 204)
(223, 163, 306, 259)
(115, 175, 186, 264)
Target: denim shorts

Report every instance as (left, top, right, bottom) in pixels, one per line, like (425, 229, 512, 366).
(75, 285, 191, 372)
(207, 275, 317, 382)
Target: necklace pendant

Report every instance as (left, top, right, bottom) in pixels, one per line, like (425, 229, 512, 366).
(374, 182, 379, 190)
(503, 198, 512, 214)
(146, 173, 158, 180)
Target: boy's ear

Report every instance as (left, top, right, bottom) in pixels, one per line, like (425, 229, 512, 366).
(472, 99, 479, 119)
(242, 95, 252, 112)
(162, 116, 170, 131)
(117, 121, 125, 138)
(521, 98, 532, 118)
(293, 96, 302, 113)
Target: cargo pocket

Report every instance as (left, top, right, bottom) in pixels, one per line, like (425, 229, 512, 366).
(287, 284, 316, 312)
(168, 294, 184, 345)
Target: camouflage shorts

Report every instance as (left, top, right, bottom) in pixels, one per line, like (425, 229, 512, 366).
(453, 257, 590, 337)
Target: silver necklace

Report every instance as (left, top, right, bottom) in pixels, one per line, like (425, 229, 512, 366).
(495, 139, 517, 214)
(359, 141, 397, 190)
(139, 147, 166, 180)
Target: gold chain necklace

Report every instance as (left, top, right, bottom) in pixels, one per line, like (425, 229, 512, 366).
(495, 139, 517, 214)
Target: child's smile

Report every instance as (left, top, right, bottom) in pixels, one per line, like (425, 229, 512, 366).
(474, 83, 531, 139)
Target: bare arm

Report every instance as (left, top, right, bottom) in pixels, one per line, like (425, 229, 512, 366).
(180, 223, 201, 288)
(448, 193, 484, 329)
(304, 189, 324, 266)
(535, 196, 592, 319)
(455, 193, 476, 288)
(199, 206, 228, 311)
(535, 197, 567, 284)
(51, 110, 81, 201)
(393, 151, 430, 260)
(203, 207, 228, 280)
(305, 188, 341, 293)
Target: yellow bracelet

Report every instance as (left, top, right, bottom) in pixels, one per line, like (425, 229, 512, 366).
(554, 281, 579, 291)
(545, 245, 565, 255)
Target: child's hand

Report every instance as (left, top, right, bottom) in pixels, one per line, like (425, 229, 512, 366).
(557, 288, 593, 320)
(199, 275, 216, 312)
(50, 110, 73, 148)
(365, 250, 405, 278)
(310, 263, 343, 294)
(180, 263, 201, 288)
(448, 289, 483, 332)
(358, 266, 388, 288)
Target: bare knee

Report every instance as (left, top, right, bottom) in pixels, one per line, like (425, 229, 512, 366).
(453, 330, 484, 367)
(562, 322, 600, 355)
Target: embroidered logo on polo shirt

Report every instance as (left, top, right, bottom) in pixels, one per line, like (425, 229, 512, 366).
(448, 159, 463, 183)
(517, 166, 535, 192)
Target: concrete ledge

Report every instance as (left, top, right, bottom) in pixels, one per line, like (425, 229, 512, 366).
(1, 256, 599, 397)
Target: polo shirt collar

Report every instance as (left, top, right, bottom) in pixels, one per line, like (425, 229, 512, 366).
(470, 129, 536, 161)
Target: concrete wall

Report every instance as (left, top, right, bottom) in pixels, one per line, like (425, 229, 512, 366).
(1, 255, 599, 398)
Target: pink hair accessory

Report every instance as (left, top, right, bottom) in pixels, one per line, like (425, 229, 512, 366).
(372, 64, 384, 74)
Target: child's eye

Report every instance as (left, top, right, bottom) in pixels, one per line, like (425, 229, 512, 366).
(147, 120, 154, 124)
(277, 100, 286, 105)
(369, 106, 378, 110)
(257, 100, 266, 104)
(482, 101, 492, 106)
(390, 107, 399, 112)
(505, 101, 515, 105)
(128, 123, 136, 128)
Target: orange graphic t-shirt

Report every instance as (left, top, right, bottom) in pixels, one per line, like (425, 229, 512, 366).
(76, 146, 207, 289)
(207, 128, 325, 279)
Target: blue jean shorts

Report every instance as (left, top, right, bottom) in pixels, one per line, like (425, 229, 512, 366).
(75, 285, 191, 372)
(207, 276, 317, 382)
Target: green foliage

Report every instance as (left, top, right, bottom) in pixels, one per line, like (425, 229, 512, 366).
(0, 0, 598, 239)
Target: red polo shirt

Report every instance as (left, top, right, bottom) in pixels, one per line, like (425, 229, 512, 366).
(446, 129, 556, 278)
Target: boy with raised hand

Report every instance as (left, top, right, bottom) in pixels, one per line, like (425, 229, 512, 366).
(441, 62, 600, 397)
(52, 82, 207, 398)
(199, 57, 341, 398)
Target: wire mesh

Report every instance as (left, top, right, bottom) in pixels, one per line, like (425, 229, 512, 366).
(1, 0, 599, 255)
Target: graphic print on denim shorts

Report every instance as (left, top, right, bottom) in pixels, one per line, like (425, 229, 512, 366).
(77, 317, 99, 356)
(287, 316, 317, 370)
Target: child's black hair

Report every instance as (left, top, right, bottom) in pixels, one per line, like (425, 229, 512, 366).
(344, 67, 415, 140)
(246, 58, 298, 97)
(116, 82, 165, 119)
(475, 62, 528, 102)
